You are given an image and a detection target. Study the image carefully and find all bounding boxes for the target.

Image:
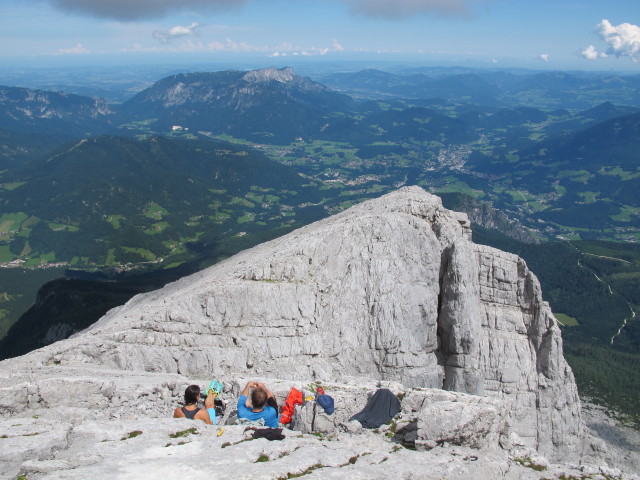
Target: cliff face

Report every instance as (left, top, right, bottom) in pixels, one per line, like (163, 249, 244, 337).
(0, 186, 584, 464)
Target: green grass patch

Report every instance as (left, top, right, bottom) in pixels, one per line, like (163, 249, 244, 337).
(144, 221, 169, 235)
(0, 245, 14, 263)
(599, 166, 640, 180)
(118, 119, 158, 131)
(22, 216, 39, 229)
(210, 212, 231, 224)
(366, 184, 387, 194)
(106, 215, 125, 229)
(23, 252, 56, 266)
(163, 261, 184, 269)
(611, 206, 639, 223)
(121, 430, 143, 440)
(143, 202, 168, 220)
(122, 247, 156, 261)
(237, 212, 256, 224)
(230, 197, 255, 208)
(0, 213, 29, 235)
(246, 193, 264, 203)
(169, 427, 198, 438)
(0, 182, 26, 191)
(555, 313, 580, 327)
(47, 222, 79, 232)
(211, 134, 251, 145)
(577, 191, 600, 204)
(70, 256, 89, 266)
(105, 249, 116, 265)
(513, 456, 547, 471)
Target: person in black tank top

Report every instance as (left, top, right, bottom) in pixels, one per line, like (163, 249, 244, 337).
(173, 385, 212, 424)
(180, 405, 201, 419)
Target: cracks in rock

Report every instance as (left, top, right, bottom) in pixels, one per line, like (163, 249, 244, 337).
(436, 247, 450, 390)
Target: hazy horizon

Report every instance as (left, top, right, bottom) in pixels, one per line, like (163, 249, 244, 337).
(2, 0, 639, 73)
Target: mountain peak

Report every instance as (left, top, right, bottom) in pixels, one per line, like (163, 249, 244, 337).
(242, 67, 297, 84)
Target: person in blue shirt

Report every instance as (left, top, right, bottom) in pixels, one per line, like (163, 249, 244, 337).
(237, 380, 279, 428)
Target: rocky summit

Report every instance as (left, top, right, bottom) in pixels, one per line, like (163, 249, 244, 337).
(0, 187, 633, 479)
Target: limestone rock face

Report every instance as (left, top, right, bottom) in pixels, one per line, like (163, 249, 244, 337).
(1, 186, 584, 462)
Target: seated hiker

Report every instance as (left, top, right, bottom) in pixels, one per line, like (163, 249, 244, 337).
(173, 384, 213, 425)
(237, 381, 279, 428)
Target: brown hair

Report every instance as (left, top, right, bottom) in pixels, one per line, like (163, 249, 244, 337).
(184, 385, 200, 405)
(251, 387, 267, 409)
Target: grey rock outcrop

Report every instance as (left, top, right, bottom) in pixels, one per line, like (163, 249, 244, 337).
(242, 67, 299, 84)
(1, 187, 586, 467)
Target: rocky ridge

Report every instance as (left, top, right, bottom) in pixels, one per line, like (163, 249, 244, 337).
(0, 186, 632, 478)
(119, 67, 352, 142)
(123, 67, 346, 113)
(242, 67, 300, 84)
(0, 86, 114, 135)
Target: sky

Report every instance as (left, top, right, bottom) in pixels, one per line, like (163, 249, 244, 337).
(1, 0, 639, 71)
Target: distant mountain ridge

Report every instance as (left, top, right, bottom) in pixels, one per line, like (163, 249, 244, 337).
(121, 67, 353, 143)
(321, 68, 640, 110)
(0, 85, 114, 136)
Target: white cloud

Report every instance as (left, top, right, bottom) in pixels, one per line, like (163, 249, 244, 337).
(220, 38, 267, 52)
(206, 41, 226, 51)
(153, 22, 202, 43)
(122, 35, 344, 57)
(538, 53, 549, 62)
(594, 19, 640, 62)
(274, 42, 294, 51)
(580, 44, 605, 60)
(54, 43, 90, 55)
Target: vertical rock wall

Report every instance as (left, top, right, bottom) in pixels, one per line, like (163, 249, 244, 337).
(475, 245, 584, 458)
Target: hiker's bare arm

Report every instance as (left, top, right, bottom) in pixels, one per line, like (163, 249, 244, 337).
(204, 391, 216, 409)
(256, 382, 274, 398)
(241, 381, 256, 397)
(195, 409, 212, 425)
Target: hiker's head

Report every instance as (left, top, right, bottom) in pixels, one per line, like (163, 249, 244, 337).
(184, 384, 200, 405)
(251, 386, 268, 409)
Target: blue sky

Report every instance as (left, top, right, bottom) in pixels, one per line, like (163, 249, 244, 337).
(2, 0, 639, 71)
